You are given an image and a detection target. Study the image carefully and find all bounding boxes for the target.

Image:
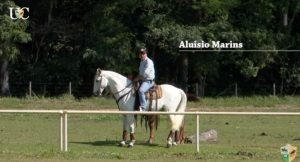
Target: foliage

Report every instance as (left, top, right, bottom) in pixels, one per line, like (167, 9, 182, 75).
(0, 0, 31, 60)
(2, 0, 300, 96)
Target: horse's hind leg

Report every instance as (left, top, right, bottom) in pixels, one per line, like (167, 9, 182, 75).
(167, 130, 175, 148)
(174, 126, 185, 144)
(174, 130, 180, 144)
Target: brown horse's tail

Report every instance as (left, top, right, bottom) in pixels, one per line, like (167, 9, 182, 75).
(141, 114, 160, 131)
(179, 124, 185, 144)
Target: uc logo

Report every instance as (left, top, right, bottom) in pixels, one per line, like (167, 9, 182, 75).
(9, 7, 30, 20)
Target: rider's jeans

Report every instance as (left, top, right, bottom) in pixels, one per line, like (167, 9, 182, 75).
(138, 80, 154, 110)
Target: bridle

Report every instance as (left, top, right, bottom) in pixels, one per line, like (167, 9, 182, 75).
(95, 75, 105, 96)
(96, 73, 133, 110)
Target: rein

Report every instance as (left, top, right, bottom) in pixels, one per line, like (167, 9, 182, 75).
(112, 82, 133, 110)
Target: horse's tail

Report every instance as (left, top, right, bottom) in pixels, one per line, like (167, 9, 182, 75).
(171, 89, 187, 131)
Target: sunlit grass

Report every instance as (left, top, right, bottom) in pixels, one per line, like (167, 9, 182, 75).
(1, 95, 300, 111)
(1, 113, 299, 162)
(188, 96, 300, 109)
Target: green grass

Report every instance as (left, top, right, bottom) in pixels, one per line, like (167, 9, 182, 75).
(1, 113, 300, 162)
(0, 95, 116, 110)
(188, 96, 300, 111)
(1, 96, 300, 161)
(1, 95, 300, 110)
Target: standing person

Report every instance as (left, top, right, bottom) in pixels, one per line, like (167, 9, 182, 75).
(134, 48, 155, 111)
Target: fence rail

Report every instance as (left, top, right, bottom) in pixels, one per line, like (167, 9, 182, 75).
(8, 81, 300, 97)
(1, 110, 300, 153)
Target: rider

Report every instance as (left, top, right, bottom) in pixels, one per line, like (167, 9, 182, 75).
(134, 48, 155, 111)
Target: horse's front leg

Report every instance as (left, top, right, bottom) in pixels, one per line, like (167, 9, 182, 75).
(119, 114, 136, 147)
(119, 115, 129, 146)
(119, 130, 128, 146)
(129, 131, 135, 147)
(125, 115, 135, 147)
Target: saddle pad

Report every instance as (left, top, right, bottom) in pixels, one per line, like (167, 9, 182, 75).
(146, 85, 163, 100)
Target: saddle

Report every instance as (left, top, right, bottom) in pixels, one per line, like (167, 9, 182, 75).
(134, 82, 163, 100)
(134, 82, 163, 111)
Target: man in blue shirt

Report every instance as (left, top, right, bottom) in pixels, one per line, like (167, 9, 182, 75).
(134, 48, 155, 111)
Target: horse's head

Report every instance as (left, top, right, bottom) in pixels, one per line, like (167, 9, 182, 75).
(93, 68, 109, 96)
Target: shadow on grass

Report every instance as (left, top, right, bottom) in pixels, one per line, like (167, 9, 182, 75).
(70, 140, 161, 147)
(70, 141, 117, 147)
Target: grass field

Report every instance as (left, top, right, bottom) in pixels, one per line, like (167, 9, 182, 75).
(1, 96, 300, 161)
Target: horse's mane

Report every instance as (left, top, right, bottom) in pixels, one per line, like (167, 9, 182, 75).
(102, 70, 132, 85)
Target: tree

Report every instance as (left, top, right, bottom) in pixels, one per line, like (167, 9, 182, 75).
(0, 0, 31, 96)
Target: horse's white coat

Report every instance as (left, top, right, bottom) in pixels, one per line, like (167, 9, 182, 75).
(93, 70, 187, 134)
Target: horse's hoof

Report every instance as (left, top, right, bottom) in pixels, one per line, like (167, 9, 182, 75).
(148, 139, 154, 144)
(172, 142, 177, 146)
(118, 141, 126, 147)
(128, 140, 135, 148)
(167, 138, 172, 148)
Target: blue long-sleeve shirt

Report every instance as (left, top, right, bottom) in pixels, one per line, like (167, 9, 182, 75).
(139, 57, 155, 81)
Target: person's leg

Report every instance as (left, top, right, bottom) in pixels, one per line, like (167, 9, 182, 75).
(138, 81, 153, 110)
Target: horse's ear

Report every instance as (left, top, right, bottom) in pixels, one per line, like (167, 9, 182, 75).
(97, 68, 102, 74)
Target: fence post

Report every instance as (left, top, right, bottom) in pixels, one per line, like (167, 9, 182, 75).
(196, 114, 200, 153)
(64, 112, 68, 151)
(60, 112, 64, 151)
(60, 111, 68, 152)
(195, 83, 199, 97)
(273, 83, 276, 96)
(69, 82, 72, 96)
(235, 82, 238, 97)
(29, 81, 32, 97)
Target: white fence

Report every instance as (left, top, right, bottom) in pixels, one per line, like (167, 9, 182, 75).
(1, 110, 300, 153)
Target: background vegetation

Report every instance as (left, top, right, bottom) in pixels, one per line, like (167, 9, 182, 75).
(0, 0, 300, 97)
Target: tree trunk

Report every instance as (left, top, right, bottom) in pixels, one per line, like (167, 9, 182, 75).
(177, 53, 188, 92)
(0, 60, 11, 96)
(198, 75, 206, 97)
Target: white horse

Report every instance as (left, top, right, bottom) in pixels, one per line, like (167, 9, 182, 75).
(93, 69, 187, 147)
